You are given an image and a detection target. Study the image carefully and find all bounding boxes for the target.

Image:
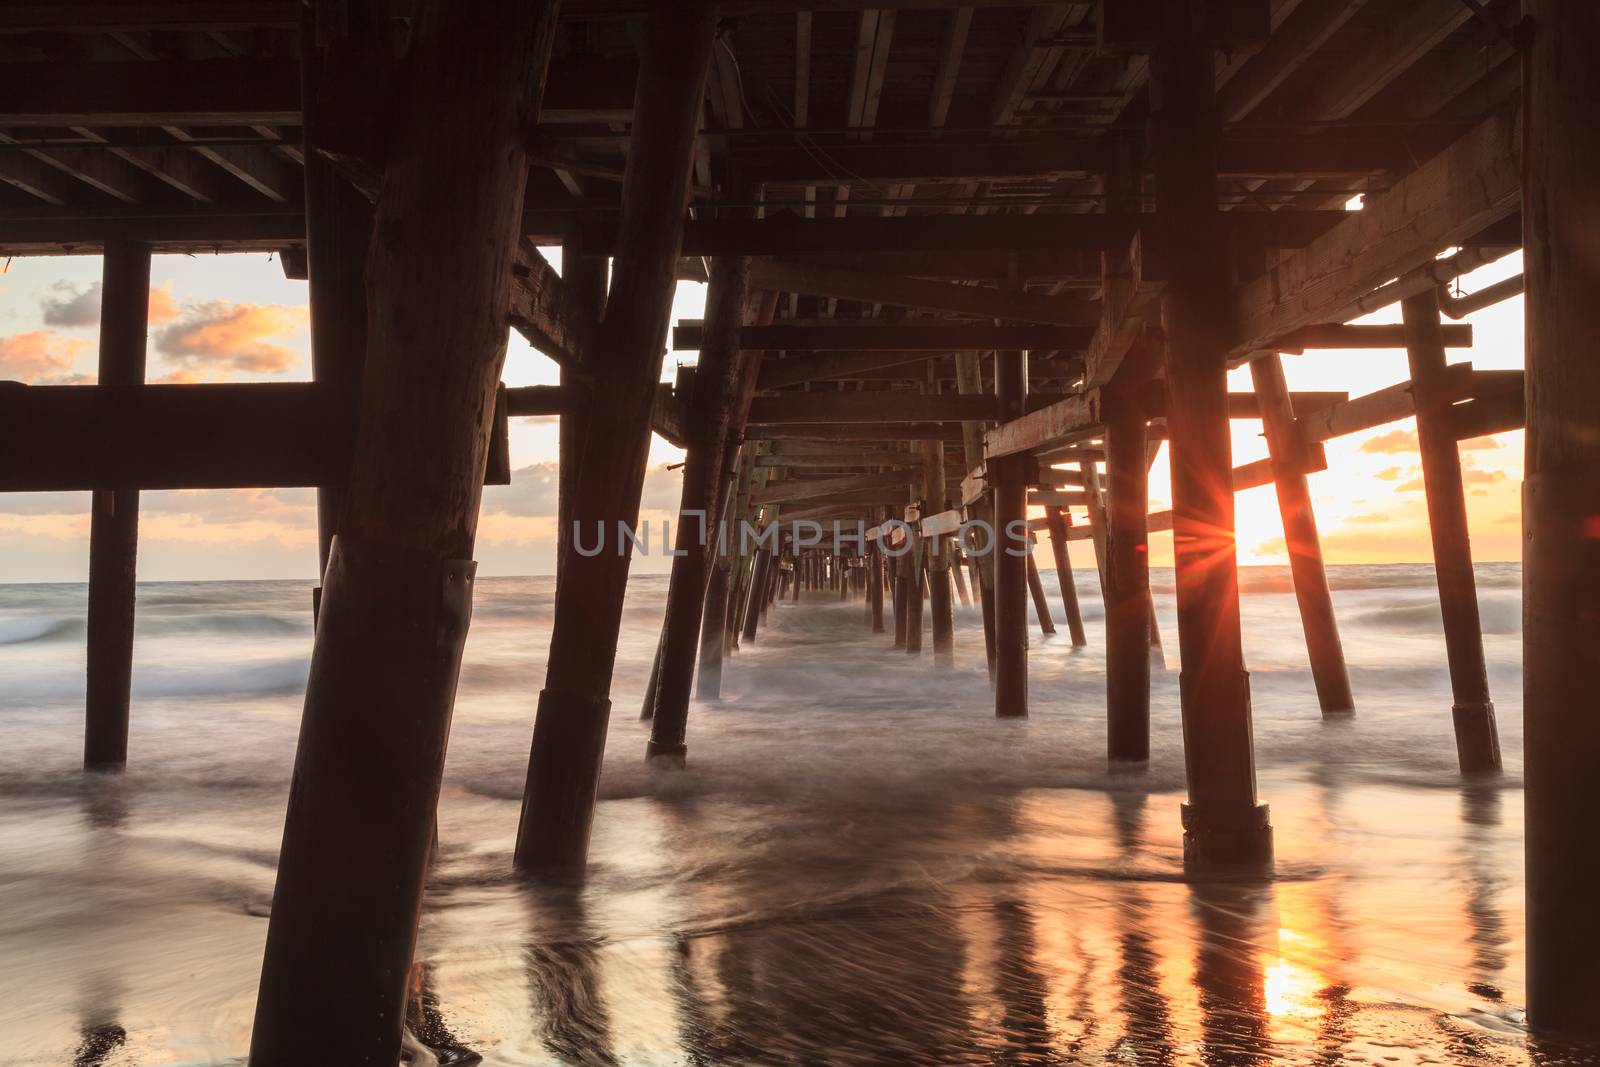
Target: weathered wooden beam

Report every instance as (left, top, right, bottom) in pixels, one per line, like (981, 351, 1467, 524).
(747, 391, 996, 424)
(0, 3, 300, 31)
(677, 322, 1090, 352)
(0, 390, 519, 496)
(1153, 8, 1269, 868)
(985, 390, 1101, 459)
(517, 2, 715, 874)
(732, 134, 1406, 185)
(751, 468, 913, 504)
(1231, 110, 1521, 355)
(1293, 363, 1474, 444)
(757, 350, 934, 389)
(0, 204, 305, 255)
(250, 2, 555, 1058)
(1523, 0, 1600, 1037)
(508, 240, 587, 365)
(746, 259, 1099, 326)
(83, 241, 149, 773)
(757, 422, 963, 442)
(1278, 322, 1472, 351)
(0, 383, 349, 491)
(0, 59, 301, 126)
(584, 210, 1345, 259)
(1402, 291, 1500, 773)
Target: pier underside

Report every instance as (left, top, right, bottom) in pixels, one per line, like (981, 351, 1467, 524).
(0, 0, 1596, 1058)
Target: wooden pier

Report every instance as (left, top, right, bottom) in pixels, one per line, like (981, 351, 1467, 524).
(0, 0, 1593, 1054)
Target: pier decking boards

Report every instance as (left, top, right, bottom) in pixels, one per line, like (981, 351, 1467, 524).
(0, 0, 1593, 1055)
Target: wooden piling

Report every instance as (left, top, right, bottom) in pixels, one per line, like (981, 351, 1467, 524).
(252, 2, 560, 1060)
(867, 537, 886, 632)
(993, 349, 1029, 718)
(955, 351, 998, 677)
(950, 542, 972, 607)
(1150, 8, 1270, 868)
(902, 527, 924, 654)
(1249, 353, 1353, 715)
(1026, 552, 1056, 635)
(741, 547, 772, 642)
(1524, 0, 1600, 1035)
(83, 239, 150, 773)
(300, 82, 372, 591)
(514, 1, 716, 872)
(647, 252, 752, 758)
(555, 234, 607, 598)
(1400, 291, 1501, 773)
(922, 439, 954, 662)
(1043, 507, 1087, 646)
(1102, 387, 1151, 763)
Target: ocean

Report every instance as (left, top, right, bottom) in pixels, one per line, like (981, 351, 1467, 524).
(0, 563, 1575, 1065)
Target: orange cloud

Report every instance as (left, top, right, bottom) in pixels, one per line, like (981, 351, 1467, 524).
(0, 330, 94, 384)
(1360, 427, 1419, 454)
(1374, 465, 1412, 482)
(155, 301, 307, 378)
(147, 283, 180, 324)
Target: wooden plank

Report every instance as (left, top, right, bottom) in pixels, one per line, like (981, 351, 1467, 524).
(746, 259, 1099, 326)
(650, 382, 690, 448)
(746, 391, 997, 424)
(1028, 488, 1089, 507)
(0, 3, 299, 31)
(757, 350, 933, 389)
(985, 390, 1102, 460)
(756, 422, 963, 441)
(508, 241, 588, 366)
(753, 450, 922, 468)
(0, 59, 301, 126)
(1293, 364, 1474, 444)
(0, 204, 305, 254)
(586, 211, 1346, 259)
(1279, 322, 1472, 351)
(504, 385, 566, 416)
(676, 322, 1091, 352)
(1231, 111, 1522, 355)
(0, 383, 345, 490)
(732, 136, 1404, 185)
(0, 382, 517, 490)
(751, 468, 915, 505)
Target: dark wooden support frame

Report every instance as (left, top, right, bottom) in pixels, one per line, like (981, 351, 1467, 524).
(1400, 291, 1500, 772)
(83, 239, 150, 772)
(1249, 352, 1353, 716)
(1523, 0, 1600, 1035)
(252, 2, 561, 1060)
(1151, 4, 1271, 869)
(515, 1, 716, 872)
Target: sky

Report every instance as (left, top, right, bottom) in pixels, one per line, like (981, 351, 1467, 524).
(0, 244, 1526, 582)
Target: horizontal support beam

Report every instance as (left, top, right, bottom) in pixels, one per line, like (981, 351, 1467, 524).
(751, 468, 914, 504)
(757, 350, 935, 390)
(0, 59, 300, 126)
(0, 4, 299, 31)
(986, 391, 1102, 460)
(0, 383, 511, 491)
(1232, 110, 1522, 355)
(677, 322, 1091, 352)
(508, 242, 591, 366)
(732, 135, 1406, 186)
(746, 259, 1100, 326)
(589, 211, 1344, 259)
(1277, 322, 1473, 351)
(747, 392, 997, 424)
(756, 423, 963, 442)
